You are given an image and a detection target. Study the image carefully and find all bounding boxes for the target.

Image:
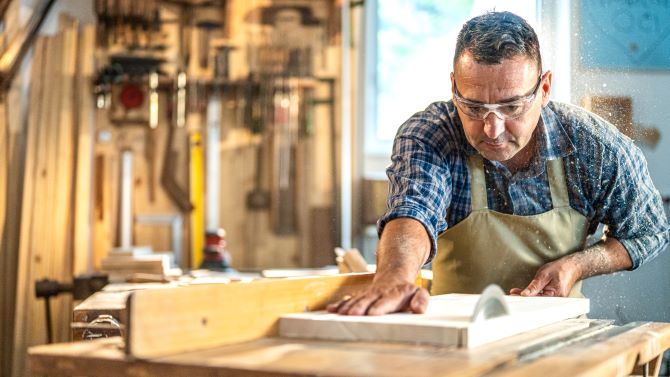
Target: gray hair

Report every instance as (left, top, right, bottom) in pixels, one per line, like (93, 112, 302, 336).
(454, 11, 541, 71)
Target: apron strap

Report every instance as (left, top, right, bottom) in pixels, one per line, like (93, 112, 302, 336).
(467, 155, 488, 210)
(547, 158, 570, 208)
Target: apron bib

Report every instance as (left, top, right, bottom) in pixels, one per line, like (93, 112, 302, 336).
(433, 155, 589, 297)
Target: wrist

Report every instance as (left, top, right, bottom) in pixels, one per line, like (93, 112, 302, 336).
(372, 268, 418, 286)
(563, 252, 587, 282)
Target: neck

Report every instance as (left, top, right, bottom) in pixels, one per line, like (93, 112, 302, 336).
(502, 136, 537, 173)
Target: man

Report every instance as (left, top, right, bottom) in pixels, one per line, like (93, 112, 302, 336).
(328, 11, 669, 316)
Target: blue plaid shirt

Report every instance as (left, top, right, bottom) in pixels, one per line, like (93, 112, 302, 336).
(378, 100, 669, 269)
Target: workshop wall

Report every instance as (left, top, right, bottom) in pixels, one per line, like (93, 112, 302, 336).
(1, 1, 348, 377)
(78, 0, 344, 272)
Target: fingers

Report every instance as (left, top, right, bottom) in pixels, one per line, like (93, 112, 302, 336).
(327, 285, 427, 316)
(326, 295, 351, 313)
(409, 288, 430, 314)
(336, 292, 381, 315)
(520, 274, 550, 296)
(540, 289, 556, 297)
(365, 294, 404, 316)
(366, 287, 425, 316)
(509, 288, 522, 295)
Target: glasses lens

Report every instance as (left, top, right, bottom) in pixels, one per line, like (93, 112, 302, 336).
(499, 103, 527, 118)
(460, 104, 485, 118)
(458, 101, 530, 120)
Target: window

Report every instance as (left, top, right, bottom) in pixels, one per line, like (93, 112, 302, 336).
(364, 0, 539, 174)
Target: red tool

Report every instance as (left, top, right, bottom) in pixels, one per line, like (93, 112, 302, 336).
(119, 83, 144, 109)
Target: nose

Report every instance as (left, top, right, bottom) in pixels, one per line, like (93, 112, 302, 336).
(483, 112, 505, 139)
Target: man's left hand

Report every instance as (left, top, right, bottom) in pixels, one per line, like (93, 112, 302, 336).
(509, 255, 582, 297)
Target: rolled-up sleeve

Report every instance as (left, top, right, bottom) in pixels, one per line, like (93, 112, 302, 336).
(377, 114, 452, 265)
(595, 141, 670, 269)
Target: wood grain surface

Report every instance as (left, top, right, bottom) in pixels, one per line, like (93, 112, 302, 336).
(29, 320, 670, 377)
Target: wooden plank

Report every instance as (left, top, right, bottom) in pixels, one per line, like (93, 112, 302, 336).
(0, 90, 6, 257)
(0, 77, 10, 377)
(13, 16, 80, 375)
(50, 14, 78, 342)
(126, 273, 374, 358)
(28, 320, 670, 377)
(0, 14, 27, 363)
(72, 24, 96, 275)
(12, 34, 48, 377)
(280, 294, 590, 348)
(31, 29, 63, 347)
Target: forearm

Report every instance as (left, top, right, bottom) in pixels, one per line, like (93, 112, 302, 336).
(570, 237, 633, 280)
(375, 217, 431, 284)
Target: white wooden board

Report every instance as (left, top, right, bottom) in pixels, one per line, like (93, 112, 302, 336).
(279, 294, 589, 348)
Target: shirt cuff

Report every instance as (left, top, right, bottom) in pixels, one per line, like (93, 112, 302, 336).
(618, 232, 669, 270)
(619, 238, 643, 270)
(377, 206, 439, 265)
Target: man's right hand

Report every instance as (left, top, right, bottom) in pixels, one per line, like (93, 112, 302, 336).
(329, 218, 431, 315)
(326, 275, 429, 316)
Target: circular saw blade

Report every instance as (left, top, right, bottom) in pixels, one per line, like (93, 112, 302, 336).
(471, 284, 510, 322)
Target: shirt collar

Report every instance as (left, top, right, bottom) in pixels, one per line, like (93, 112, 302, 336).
(538, 103, 576, 161)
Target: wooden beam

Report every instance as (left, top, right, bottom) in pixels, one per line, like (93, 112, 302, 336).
(126, 273, 374, 358)
(72, 24, 96, 275)
(12, 34, 47, 377)
(50, 14, 78, 342)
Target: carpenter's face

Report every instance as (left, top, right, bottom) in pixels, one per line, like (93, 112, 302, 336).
(451, 51, 551, 163)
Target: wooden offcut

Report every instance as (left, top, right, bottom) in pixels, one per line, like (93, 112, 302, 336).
(280, 294, 590, 348)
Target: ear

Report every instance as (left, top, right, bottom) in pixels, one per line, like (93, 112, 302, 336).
(450, 72, 456, 97)
(541, 70, 553, 107)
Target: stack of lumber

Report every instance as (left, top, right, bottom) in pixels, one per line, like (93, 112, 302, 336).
(100, 247, 170, 283)
(9, 15, 96, 377)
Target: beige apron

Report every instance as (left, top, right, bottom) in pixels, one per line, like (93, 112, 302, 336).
(432, 155, 589, 297)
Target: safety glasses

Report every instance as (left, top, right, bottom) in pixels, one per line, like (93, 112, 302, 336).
(452, 73, 544, 120)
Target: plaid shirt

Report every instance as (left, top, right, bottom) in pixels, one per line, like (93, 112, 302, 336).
(379, 100, 669, 269)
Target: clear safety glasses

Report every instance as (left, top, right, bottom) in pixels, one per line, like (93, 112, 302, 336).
(452, 73, 544, 120)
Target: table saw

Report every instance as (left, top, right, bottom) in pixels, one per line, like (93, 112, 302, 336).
(28, 273, 670, 376)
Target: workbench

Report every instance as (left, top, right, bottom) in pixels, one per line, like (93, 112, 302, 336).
(28, 273, 670, 377)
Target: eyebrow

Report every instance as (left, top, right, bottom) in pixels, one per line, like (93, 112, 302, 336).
(454, 75, 541, 104)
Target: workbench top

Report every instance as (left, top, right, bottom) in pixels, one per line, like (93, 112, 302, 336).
(29, 319, 670, 377)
